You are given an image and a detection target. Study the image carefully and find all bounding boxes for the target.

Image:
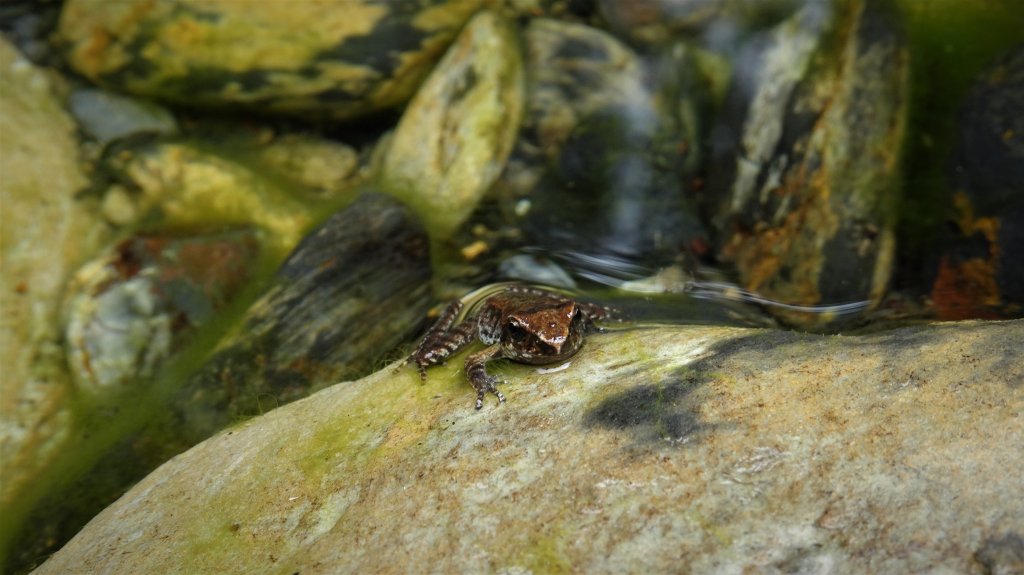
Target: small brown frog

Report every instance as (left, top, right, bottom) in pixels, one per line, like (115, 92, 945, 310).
(409, 285, 619, 409)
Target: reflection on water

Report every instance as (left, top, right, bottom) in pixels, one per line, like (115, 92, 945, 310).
(493, 247, 871, 330)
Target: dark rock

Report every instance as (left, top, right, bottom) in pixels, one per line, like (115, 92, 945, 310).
(598, 0, 802, 45)
(952, 45, 1024, 213)
(174, 192, 432, 441)
(932, 45, 1024, 319)
(975, 533, 1024, 575)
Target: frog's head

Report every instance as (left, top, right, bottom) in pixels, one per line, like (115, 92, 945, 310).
(501, 300, 586, 365)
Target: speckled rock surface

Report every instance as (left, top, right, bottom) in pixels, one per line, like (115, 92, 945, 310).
(0, 38, 107, 508)
(34, 319, 1023, 574)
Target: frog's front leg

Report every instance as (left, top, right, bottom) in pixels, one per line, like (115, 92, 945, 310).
(410, 301, 477, 379)
(465, 344, 506, 410)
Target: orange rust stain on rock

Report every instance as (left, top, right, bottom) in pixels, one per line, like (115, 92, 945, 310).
(932, 192, 1004, 320)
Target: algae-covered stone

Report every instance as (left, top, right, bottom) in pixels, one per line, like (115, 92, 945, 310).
(33, 319, 1024, 574)
(253, 134, 364, 196)
(57, 0, 484, 121)
(380, 10, 525, 236)
(711, 0, 908, 328)
(0, 38, 107, 512)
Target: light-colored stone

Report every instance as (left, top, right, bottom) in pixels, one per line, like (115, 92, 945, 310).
(0, 38, 106, 508)
(380, 10, 524, 236)
(35, 320, 1024, 574)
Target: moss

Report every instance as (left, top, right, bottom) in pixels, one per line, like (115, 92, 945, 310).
(509, 523, 574, 574)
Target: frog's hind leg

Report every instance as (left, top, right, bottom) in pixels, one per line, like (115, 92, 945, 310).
(409, 300, 477, 379)
(465, 344, 506, 409)
(576, 301, 624, 332)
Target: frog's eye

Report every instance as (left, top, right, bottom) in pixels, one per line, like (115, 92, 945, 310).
(570, 307, 584, 325)
(506, 320, 529, 340)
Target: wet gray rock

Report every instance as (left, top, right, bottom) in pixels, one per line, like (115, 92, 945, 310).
(32, 319, 1024, 574)
(69, 88, 177, 145)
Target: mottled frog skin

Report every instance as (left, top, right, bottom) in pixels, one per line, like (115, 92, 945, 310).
(409, 285, 618, 409)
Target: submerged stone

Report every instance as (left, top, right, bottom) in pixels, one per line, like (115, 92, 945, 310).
(69, 88, 178, 145)
(32, 319, 1024, 574)
(494, 19, 708, 281)
(63, 230, 261, 393)
(932, 45, 1024, 320)
(103, 137, 362, 256)
(710, 0, 908, 328)
(598, 0, 803, 44)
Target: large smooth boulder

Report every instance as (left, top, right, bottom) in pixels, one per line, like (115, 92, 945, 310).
(34, 319, 1023, 574)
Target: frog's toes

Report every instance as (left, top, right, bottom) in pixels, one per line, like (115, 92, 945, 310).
(475, 389, 506, 410)
(474, 378, 506, 410)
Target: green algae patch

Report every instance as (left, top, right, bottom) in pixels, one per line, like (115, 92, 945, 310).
(174, 356, 515, 574)
(508, 523, 574, 575)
